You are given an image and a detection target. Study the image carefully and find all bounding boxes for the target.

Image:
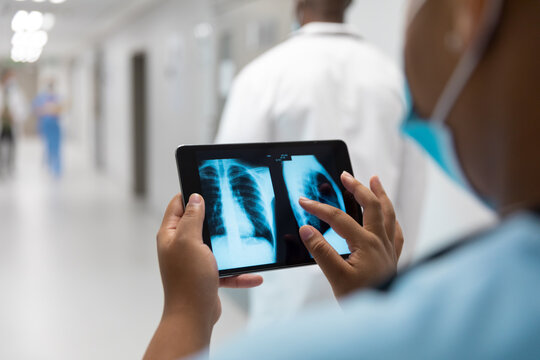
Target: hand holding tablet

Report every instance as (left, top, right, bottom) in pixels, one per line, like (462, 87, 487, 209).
(148, 144, 403, 359)
(176, 140, 363, 277)
(297, 173, 404, 298)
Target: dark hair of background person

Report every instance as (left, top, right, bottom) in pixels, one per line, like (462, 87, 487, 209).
(295, 0, 353, 25)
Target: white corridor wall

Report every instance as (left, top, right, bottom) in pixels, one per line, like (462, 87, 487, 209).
(99, 0, 217, 213)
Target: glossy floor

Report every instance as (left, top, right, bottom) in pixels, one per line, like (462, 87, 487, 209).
(0, 139, 248, 359)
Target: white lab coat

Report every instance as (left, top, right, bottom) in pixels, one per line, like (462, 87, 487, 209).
(216, 22, 426, 329)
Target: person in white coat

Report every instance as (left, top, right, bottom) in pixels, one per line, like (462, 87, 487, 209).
(215, 0, 426, 328)
(0, 69, 28, 177)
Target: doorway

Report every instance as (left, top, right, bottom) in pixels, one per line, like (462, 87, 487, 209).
(132, 52, 147, 197)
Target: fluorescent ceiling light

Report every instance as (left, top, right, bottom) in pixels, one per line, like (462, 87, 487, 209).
(26, 11, 44, 31)
(11, 11, 28, 32)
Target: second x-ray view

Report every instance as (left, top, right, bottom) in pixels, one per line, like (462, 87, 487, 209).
(283, 155, 349, 255)
(199, 159, 277, 270)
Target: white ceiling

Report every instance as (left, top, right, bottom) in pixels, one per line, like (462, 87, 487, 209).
(0, 0, 166, 59)
(0, 0, 271, 60)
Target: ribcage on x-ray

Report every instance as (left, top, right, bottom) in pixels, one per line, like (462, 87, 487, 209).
(199, 164, 225, 237)
(228, 165, 273, 244)
(303, 171, 340, 234)
(198, 158, 277, 270)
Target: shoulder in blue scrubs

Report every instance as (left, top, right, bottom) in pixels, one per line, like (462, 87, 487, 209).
(209, 211, 540, 359)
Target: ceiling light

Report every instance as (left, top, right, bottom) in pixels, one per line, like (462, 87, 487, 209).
(11, 46, 42, 63)
(11, 45, 44, 63)
(26, 11, 44, 31)
(10, 9, 49, 64)
(30, 30, 48, 47)
(11, 10, 28, 32)
(49, 0, 67, 3)
(11, 32, 27, 47)
(11, 31, 48, 47)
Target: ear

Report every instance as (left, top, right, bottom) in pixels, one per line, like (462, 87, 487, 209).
(449, 0, 490, 52)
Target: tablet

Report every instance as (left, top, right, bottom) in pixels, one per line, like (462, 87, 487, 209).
(176, 140, 363, 277)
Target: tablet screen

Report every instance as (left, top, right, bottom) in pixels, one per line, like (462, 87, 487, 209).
(177, 141, 362, 276)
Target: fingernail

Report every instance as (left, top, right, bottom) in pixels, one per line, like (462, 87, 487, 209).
(342, 171, 354, 185)
(299, 227, 314, 241)
(189, 193, 202, 205)
(299, 197, 314, 204)
(373, 176, 382, 187)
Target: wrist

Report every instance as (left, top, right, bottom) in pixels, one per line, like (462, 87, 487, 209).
(163, 288, 220, 324)
(160, 310, 214, 349)
(164, 302, 215, 328)
(144, 311, 213, 360)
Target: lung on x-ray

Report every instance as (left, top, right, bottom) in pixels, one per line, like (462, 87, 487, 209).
(199, 159, 277, 270)
(283, 155, 349, 255)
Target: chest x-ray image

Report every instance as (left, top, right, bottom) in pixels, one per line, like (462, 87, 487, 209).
(283, 155, 349, 255)
(199, 159, 277, 270)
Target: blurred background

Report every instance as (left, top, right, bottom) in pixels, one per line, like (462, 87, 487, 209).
(0, 0, 496, 358)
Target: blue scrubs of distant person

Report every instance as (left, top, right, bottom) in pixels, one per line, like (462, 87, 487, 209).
(34, 86, 62, 176)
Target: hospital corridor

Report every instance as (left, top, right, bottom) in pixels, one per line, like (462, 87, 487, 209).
(0, 139, 163, 358)
(0, 0, 508, 359)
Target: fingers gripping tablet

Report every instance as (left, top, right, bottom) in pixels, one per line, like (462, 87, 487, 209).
(176, 140, 363, 277)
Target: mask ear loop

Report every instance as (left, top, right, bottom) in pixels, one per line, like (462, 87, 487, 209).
(400, 0, 504, 267)
(431, 0, 505, 125)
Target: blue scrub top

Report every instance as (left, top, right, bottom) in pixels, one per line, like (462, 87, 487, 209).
(200, 211, 540, 360)
(33, 93, 61, 122)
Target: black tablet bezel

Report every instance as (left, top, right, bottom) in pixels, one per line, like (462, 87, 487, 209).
(175, 140, 363, 277)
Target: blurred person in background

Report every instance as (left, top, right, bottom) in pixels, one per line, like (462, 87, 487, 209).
(0, 69, 28, 177)
(145, 0, 540, 358)
(33, 80, 63, 177)
(215, 0, 425, 327)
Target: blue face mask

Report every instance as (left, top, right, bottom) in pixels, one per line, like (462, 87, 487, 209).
(402, 0, 504, 208)
(401, 84, 473, 192)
